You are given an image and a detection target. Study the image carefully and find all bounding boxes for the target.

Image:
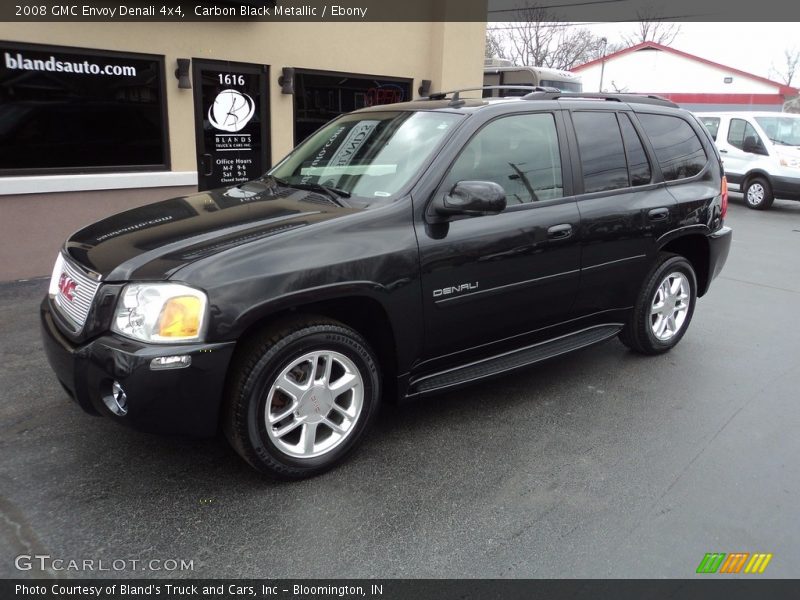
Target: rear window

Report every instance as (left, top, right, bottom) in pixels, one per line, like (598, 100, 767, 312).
(638, 114, 708, 181)
(540, 79, 582, 93)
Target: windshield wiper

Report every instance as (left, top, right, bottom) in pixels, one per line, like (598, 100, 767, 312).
(264, 176, 350, 206)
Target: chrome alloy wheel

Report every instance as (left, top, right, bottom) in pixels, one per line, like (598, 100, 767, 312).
(650, 272, 691, 341)
(265, 350, 363, 459)
(747, 182, 765, 206)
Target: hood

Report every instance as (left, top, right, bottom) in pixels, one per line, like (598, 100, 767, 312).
(65, 181, 360, 281)
(776, 145, 800, 158)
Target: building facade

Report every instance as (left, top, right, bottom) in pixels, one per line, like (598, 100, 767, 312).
(0, 21, 485, 280)
(572, 42, 798, 113)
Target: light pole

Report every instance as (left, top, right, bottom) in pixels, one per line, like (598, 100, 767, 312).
(599, 37, 608, 93)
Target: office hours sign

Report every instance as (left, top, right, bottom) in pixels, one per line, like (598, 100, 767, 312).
(193, 61, 269, 191)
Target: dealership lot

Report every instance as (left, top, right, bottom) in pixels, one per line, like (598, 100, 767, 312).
(1, 195, 799, 579)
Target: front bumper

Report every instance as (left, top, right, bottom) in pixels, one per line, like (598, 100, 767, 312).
(40, 298, 236, 436)
(702, 225, 732, 295)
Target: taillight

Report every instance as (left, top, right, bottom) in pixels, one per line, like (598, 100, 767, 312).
(720, 176, 728, 219)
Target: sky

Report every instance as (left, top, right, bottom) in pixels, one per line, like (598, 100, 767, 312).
(579, 22, 798, 84)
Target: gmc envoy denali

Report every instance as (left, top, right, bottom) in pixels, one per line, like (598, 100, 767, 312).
(41, 89, 732, 479)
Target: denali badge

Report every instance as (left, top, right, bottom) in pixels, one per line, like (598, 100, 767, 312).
(433, 282, 478, 297)
(58, 273, 77, 301)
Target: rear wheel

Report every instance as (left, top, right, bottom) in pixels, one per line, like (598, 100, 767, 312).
(743, 176, 774, 210)
(620, 254, 697, 355)
(224, 316, 381, 479)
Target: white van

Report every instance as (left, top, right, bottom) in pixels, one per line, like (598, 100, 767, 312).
(694, 111, 800, 210)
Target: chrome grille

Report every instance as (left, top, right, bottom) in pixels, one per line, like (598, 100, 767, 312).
(52, 254, 101, 332)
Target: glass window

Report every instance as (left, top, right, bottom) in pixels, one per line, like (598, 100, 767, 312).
(619, 113, 652, 186)
(754, 116, 800, 146)
(699, 116, 721, 141)
(573, 111, 628, 193)
(540, 79, 582, 93)
(271, 111, 462, 202)
(293, 71, 412, 144)
(638, 113, 707, 181)
(0, 42, 167, 173)
(728, 118, 762, 151)
(442, 112, 563, 205)
(501, 69, 536, 96)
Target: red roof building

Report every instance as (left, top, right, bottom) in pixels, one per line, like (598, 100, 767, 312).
(572, 42, 798, 112)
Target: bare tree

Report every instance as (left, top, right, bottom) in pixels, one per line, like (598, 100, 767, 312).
(501, 5, 557, 68)
(621, 9, 682, 46)
(771, 47, 800, 87)
(485, 29, 507, 60)
(487, 5, 612, 71)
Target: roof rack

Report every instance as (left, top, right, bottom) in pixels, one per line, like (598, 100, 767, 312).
(424, 85, 561, 105)
(420, 87, 679, 109)
(521, 91, 678, 108)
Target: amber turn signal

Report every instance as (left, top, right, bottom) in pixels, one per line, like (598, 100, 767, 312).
(158, 296, 203, 338)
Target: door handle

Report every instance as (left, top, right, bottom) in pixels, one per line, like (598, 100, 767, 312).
(719, 149, 728, 154)
(648, 207, 669, 221)
(201, 154, 213, 176)
(547, 223, 573, 240)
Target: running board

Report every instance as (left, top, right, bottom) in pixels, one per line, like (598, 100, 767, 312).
(408, 324, 622, 396)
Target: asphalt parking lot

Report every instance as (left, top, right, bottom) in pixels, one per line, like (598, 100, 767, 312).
(1, 194, 799, 579)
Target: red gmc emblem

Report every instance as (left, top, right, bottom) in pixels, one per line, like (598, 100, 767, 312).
(58, 273, 77, 301)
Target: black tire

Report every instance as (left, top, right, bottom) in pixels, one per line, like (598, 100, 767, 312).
(619, 253, 697, 355)
(743, 176, 774, 210)
(223, 315, 381, 480)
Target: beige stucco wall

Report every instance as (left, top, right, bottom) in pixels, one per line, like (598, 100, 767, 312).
(0, 21, 485, 169)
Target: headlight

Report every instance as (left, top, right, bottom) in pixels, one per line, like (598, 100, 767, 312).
(48, 252, 66, 297)
(781, 159, 800, 168)
(112, 283, 208, 343)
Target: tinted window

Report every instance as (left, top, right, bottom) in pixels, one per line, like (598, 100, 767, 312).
(443, 113, 563, 204)
(638, 113, 707, 181)
(727, 118, 762, 151)
(0, 42, 166, 173)
(573, 111, 628, 193)
(619, 113, 651, 186)
(699, 117, 720, 140)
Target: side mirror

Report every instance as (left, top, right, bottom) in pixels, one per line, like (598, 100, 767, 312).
(743, 135, 767, 155)
(432, 180, 506, 219)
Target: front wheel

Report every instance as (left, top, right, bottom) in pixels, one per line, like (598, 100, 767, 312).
(619, 254, 697, 355)
(743, 176, 774, 210)
(223, 316, 381, 479)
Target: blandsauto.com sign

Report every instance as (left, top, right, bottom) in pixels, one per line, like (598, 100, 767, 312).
(4, 50, 137, 76)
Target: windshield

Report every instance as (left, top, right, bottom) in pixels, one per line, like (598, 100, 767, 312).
(754, 116, 800, 146)
(270, 111, 462, 202)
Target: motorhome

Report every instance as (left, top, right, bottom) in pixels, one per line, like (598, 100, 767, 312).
(483, 60, 583, 96)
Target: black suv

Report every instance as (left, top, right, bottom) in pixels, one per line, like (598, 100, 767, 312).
(41, 89, 732, 479)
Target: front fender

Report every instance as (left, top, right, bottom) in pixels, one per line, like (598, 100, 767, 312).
(229, 280, 393, 338)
